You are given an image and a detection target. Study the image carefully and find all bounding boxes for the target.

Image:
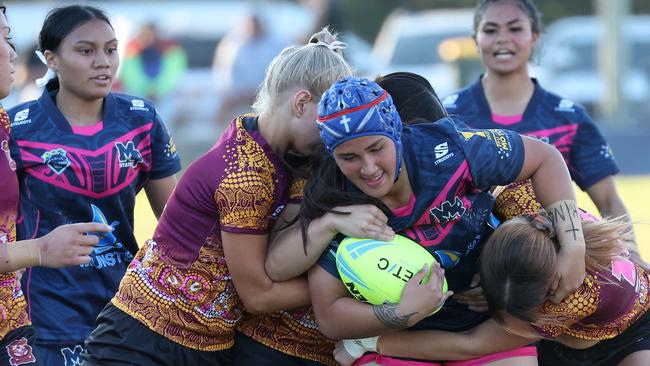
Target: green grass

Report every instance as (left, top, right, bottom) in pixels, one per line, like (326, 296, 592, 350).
(134, 175, 650, 260)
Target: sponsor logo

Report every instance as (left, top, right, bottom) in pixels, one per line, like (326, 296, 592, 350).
(555, 99, 575, 112)
(429, 197, 466, 223)
(442, 94, 458, 109)
(41, 148, 71, 174)
(459, 129, 512, 159)
(129, 99, 149, 112)
(60, 345, 83, 366)
(433, 142, 455, 165)
(115, 141, 143, 168)
(6, 337, 36, 366)
(81, 205, 133, 269)
(12, 109, 31, 126)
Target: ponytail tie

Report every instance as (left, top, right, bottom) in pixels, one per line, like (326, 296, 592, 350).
(527, 211, 556, 239)
(310, 40, 348, 53)
(34, 50, 56, 88)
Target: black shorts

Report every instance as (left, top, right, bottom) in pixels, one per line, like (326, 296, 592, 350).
(231, 331, 327, 366)
(0, 325, 41, 366)
(538, 310, 650, 366)
(81, 302, 232, 366)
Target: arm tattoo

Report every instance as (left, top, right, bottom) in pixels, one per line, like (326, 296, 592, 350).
(550, 201, 581, 241)
(372, 302, 416, 329)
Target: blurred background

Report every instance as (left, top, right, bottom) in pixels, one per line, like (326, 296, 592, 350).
(4, 0, 649, 257)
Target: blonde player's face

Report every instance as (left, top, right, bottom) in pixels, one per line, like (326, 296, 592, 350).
(0, 12, 17, 99)
(47, 19, 119, 100)
(475, 1, 538, 76)
(333, 135, 397, 199)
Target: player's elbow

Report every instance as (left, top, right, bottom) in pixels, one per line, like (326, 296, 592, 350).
(264, 254, 291, 282)
(317, 320, 343, 340)
(238, 283, 275, 315)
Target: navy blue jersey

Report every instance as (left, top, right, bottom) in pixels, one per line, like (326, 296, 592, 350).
(318, 118, 524, 331)
(443, 77, 619, 190)
(8, 89, 181, 342)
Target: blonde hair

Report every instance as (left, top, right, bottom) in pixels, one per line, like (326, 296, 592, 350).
(480, 211, 635, 327)
(252, 27, 353, 114)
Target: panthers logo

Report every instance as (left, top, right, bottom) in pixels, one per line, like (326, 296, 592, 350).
(41, 148, 71, 175)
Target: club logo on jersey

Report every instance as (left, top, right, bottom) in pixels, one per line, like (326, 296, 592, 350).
(434, 142, 454, 165)
(60, 345, 83, 366)
(41, 148, 71, 175)
(115, 141, 143, 168)
(11, 108, 31, 127)
(88, 204, 122, 254)
(6, 337, 35, 366)
(429, 197, 466, 223)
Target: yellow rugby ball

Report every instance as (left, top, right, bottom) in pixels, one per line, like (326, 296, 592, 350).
(336, 235, 448, 309)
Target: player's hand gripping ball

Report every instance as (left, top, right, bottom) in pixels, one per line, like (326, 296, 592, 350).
(336, 235, 448, 313)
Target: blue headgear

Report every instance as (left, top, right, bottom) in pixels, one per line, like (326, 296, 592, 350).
(317, 77, 403, 180)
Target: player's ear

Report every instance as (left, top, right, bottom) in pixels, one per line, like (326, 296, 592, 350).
(43, 50, 57, 72)
(292, 89, 313, 118)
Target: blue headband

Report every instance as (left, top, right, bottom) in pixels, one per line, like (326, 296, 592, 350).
(317, 77, 403, 180)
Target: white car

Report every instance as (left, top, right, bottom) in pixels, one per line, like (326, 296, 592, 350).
(372, 8, 479, 98)
(533, 15, 650, 118)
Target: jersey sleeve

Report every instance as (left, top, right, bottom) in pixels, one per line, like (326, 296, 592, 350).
(454, 126, 525, 191)
(149, 109, 182, 179)
(317, 239, 342, 279)
(534, 281, 599, 339)
(569, 110, 619, 190)
(217, 167, 276, 235)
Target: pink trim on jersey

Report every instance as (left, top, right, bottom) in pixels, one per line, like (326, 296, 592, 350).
(491, 113, 523, 126)
(354, 345, 537, 366)
(15, 123, 153, 198)
(71, 121, 103, 136)
(392, 193, 416, 217)
(402, 161, 473, 247)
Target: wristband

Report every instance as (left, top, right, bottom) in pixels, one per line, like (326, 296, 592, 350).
(4, 240, 41, 270)
(343, 337, 378, 359)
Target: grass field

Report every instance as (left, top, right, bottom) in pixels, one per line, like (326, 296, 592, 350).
(134, 175, 650, 260)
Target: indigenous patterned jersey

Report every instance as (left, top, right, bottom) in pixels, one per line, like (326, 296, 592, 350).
(114, 116, 295, 351)
(8, 90, 181, 342)
(536, 261, 650, 340)
(319, 118, 525, 331)
(0, 108, 29, 340)
(443, 77, 619, 190)
(493, 180, 650, 341)
(237, 177, 336, 365)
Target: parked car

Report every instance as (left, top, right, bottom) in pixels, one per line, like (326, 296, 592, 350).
(533, 15, 650, 118)
(372, 8, 480, 98)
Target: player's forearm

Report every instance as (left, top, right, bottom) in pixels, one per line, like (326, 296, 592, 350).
(316, 298, 409, 340)
(243, 276, 311, 315)
(0, 239, 41, 273)
(266, 215, 337, 281)
(379, 321, 533, 361)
